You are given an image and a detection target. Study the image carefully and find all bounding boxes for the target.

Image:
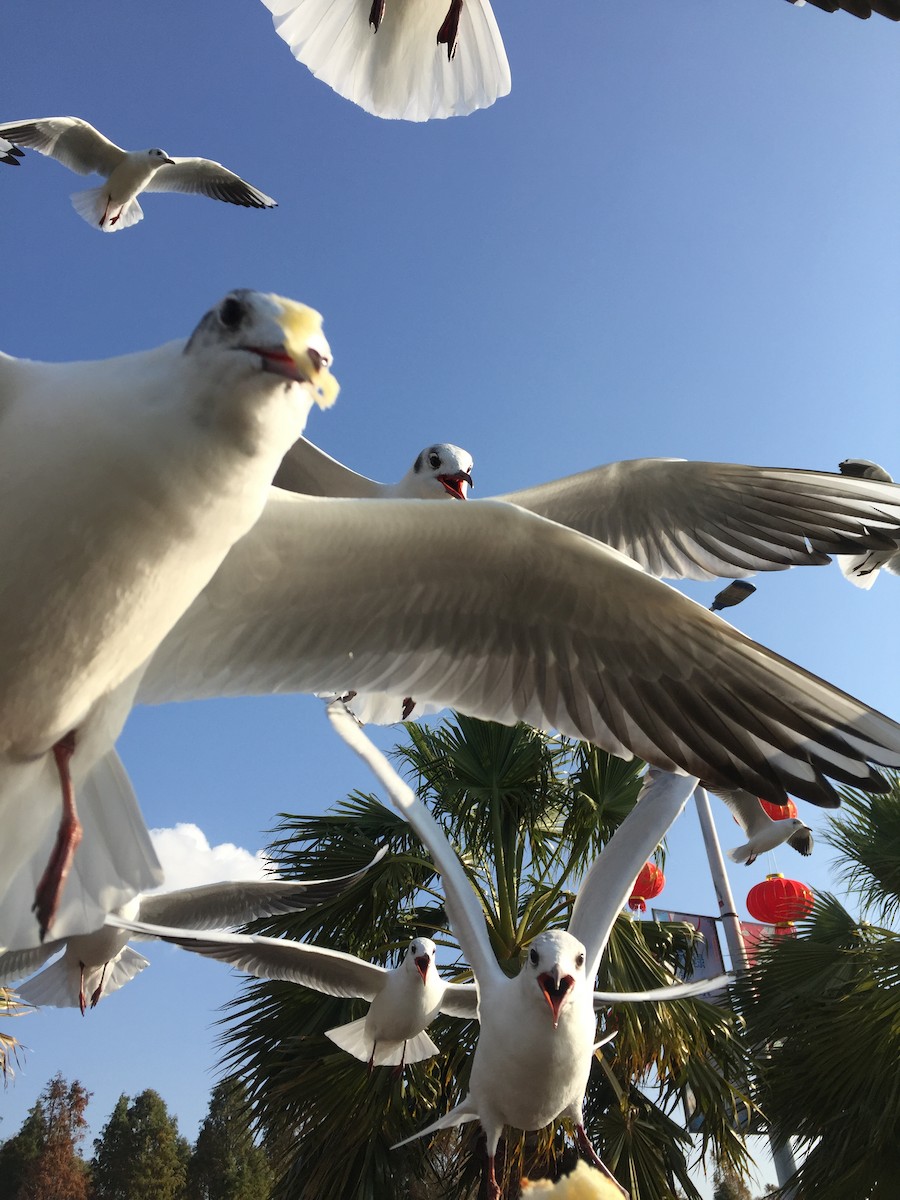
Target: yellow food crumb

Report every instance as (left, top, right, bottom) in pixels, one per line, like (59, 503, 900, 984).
(272, 294, 340, 410)
(521, 1160, 623, 1199)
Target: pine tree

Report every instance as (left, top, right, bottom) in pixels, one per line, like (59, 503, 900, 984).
(712, 1166, 753, 1200)
(189, 1079, 273, 1200)
(0, 1073, 90, 1200)
(92, 1089, 189, 1200)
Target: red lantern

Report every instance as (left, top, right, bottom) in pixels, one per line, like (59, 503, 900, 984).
(628, 862, 665, 912)
(746, 873, 814, 929)
(758, 797, 798, 822)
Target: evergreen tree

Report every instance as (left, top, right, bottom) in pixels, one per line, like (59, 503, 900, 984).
(189, 1079, 273, 1200)
(0, 1073, 90, 1200)
(712, 1166, 753, 1200)
(92, 1089, 189, 1200)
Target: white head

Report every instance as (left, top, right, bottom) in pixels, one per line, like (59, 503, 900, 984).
(144, 147, 176, 166)
(401, 443, 474, 500)
(838, 458, 893, 484)
(786, 818, 811, 836)
(522, 929, 587, 1028)
(403, 937, 436, 985)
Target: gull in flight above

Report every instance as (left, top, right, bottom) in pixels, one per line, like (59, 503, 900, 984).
(329, 702, 703, 1198)
(0, 849, 385, 1014)
(709, 787, 814, 865)
(1, 137, 24, 166)
(836, 458, 900, 589)
(0, 289, 337, 952)
(0, 116, 277, 231)
(261, 0, 510, 121)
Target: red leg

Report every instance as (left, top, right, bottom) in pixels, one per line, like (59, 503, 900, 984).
(575, 1124, 629, 1198)
(391, 1040, 408, 1079)
(401, 697, 416, 720)
(437, 0, 463, 61)
(485, 1153, 501, 1200)
(90, 960, 110, 1009)
(79, 961, 87, 1017)
(32, 731, 82, 941)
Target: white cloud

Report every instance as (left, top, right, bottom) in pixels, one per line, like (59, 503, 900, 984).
(148, 823, 270, 893)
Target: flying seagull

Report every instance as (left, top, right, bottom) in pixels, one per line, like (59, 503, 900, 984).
(260, 0, 510, 121)
(275, 437, 900, 581)
(109, 918, 727, 1070)
(328, 702, 702, 1198)
(837, 458, 900, 589)
(0, 137, 24, 166)
(0, 116, 277, 231)
(130, 476, 900, 812)
(709, 787, 814, 866)
(0, 289, 338, 952)
(709, 581, 756, 613)
(0, 848, 385, 1014)
(275, 440, 474, 500)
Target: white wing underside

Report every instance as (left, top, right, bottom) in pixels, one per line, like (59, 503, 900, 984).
(137, 494, 900, 808)
(262, 0, 510, 121)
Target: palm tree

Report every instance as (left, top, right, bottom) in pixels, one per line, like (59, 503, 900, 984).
(220, 716, 754, 1200)
(0, 987, 27, 1082)
(735, 773, 900, 1198)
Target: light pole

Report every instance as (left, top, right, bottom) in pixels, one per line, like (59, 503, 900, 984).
(693, 785, 799, 1196)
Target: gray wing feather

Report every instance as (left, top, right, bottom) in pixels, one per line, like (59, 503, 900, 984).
(497, 459, 900, 581)
(0, 117, 124, 176)
(144, 158, 276, 207)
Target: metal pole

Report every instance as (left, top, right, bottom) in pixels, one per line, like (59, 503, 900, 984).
(693, 786, 799, 1195)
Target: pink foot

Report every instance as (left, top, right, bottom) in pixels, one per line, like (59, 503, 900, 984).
(437, 0, 463, 61)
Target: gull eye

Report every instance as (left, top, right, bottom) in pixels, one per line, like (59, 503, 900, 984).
(575, 952, 585, 969)
(529, 948, 539, 967)
(219, 296, 245, 330)
(428, 452, 441, 470)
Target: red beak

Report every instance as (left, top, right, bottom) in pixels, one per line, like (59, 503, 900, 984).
(437, 471, 472, 500)
(414, 955, 430, 984)
(538, 972, 574, 1027)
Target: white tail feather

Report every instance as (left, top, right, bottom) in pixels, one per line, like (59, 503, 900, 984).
(70, 186, 144, 231)
(17, 944, 149, 1009)
(325, 1016, 439, 1066)
(325, 1015, 374, 1062)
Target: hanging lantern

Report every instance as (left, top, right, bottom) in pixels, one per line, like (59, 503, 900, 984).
(758, 797, 798, 822)
(628, 862, 665, 912)
(746, 872, 814, 930)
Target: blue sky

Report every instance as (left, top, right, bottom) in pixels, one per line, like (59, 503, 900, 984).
(2, 1, 899, 1192)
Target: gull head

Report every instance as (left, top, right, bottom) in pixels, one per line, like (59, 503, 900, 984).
(404, 937, 436, 986)
(838, 458, 894, 484)
(145, 147, 176, 166)
(525, 929, 586, 1029)
(785, 817, 811, 837)
(408, 443, 474, 500)
(185, 290, 339, 408)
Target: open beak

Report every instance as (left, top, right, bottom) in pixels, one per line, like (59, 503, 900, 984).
(414, 955, 431, 984)
(437, 471, 473, 500)
(538, 970, 574, 1027)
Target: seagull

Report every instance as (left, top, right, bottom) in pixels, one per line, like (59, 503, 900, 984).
(276, 437, 900, 581)
(0, 289, 338, 952)
(131, 476, 900, 812)
(108, 917, 727, 1070)
(274, 441, 474, 500)
(710, 787, 814, 866)
(709, 581, 756, 613)
(0, 117, 277, 231)
(0, 848, 385, 1014)
(1, 137, 24, 166)
(261, 0, 511, 121)
(837, 458, 900, 589)
(329, 703, 702, 1198)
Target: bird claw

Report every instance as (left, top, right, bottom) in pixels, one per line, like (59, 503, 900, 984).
(436, 0, 463, 61)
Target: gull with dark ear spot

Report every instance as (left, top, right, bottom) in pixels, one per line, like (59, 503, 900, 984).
(0, 137, 24, 166)
(261, 0, 510, 122)
(709, 786, 814, 865)
(0, 848, 385, 1014)
(0, 116, 276, 231)
(328, 704, 705, 1200)
(274, 439, 473, 500)
(837, 458, 900, 589)
(0, 289, 337, 952)
(274, 438, 900, 582)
